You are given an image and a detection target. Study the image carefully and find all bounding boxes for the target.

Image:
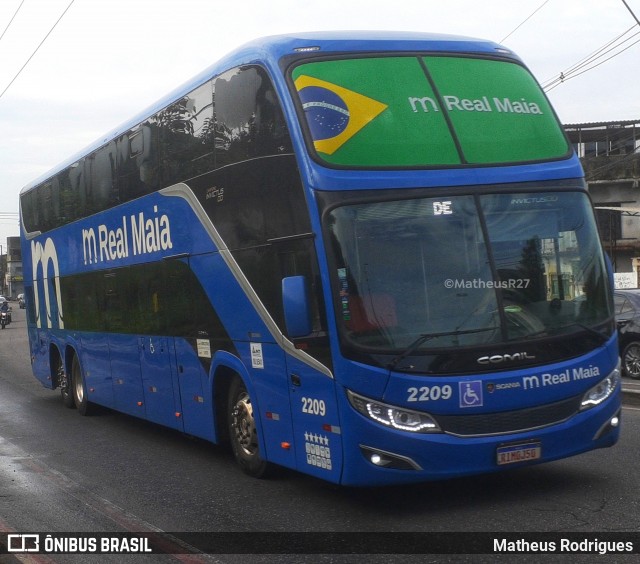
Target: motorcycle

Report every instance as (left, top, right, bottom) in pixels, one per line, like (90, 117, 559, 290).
(1, 309, 10, 329)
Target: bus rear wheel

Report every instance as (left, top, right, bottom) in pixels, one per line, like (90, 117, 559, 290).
(227, 376, 270, 478)
(57, 356, 74, 409)
(71, 354, 94, 416)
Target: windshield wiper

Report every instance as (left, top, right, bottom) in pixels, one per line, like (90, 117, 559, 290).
(567, 322, 610, 344)
(388, 327, 497, 370)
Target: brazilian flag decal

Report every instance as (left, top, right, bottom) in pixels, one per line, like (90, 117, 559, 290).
(291, 57, 463, 166)
(294, 74, 388, 155)
(291, 56, 568, 167)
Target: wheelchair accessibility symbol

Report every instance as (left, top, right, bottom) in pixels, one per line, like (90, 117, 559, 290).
(459, 381, 483, 408)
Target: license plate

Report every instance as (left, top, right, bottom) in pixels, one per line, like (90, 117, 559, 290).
(496, 442, 541, 465)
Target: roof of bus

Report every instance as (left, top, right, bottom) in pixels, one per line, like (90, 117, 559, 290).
(21, 31, 515, 194)
(228, 31, 509, 60)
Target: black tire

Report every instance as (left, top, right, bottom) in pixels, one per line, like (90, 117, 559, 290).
(227, 376, 270, 478)
(71, 354, 94, 415)
(57, 356, 75, 409)
(623, 342, 640, 379)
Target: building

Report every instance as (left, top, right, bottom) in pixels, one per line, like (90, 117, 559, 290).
(565, 120, 640, 286)
(6, 236, 23, 299)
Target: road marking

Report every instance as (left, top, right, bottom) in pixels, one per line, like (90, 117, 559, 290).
(0, 436, 218, 562)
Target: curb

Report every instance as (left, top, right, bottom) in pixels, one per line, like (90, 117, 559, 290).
(622, 382, 640, 407)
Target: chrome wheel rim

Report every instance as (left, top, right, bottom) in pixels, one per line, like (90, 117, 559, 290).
(625, 344, 640, 378)
(231, 392, 258, 457)
(74, 363, 84, 403)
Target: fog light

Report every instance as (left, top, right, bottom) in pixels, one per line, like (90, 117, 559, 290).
(360, 446, 422, 471)
(593, 409, 622, 440)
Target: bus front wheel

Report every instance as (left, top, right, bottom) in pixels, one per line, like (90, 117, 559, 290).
(227, 376, 270, 478)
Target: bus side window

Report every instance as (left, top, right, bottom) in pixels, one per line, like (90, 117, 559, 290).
(214, 65, 291, 167)
(154, 81, 215, 186)
(86, 142, 117, 210)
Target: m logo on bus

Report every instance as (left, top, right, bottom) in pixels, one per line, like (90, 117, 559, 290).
(31, 238, 64, 329)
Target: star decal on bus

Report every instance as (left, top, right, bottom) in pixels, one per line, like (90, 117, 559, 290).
(295, 75, 388, 155)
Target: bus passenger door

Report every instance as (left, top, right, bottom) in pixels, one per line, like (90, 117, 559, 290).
(173, 338, 214, 441)
(245, 341, 297, 470)
(139, 336, 183, 431)
(277, 254, 342, 481)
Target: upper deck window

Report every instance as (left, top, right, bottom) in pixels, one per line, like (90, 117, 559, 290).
(290, 55, 570, 168)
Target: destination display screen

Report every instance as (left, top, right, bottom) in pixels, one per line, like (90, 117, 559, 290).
(291, 56, 570, 167)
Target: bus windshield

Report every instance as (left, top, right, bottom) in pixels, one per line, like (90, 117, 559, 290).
(326, 191, 611, 353)
(291, 55, 569, 167)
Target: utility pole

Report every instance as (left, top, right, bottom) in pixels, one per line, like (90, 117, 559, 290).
(621, 0, 640, 27)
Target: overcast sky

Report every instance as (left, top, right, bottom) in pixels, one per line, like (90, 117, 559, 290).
(0, 0, 638, 246)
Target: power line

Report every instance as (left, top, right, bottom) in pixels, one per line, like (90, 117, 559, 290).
(0, 0, 76, 100)
(542, 0, 640, 92)
(545, 34, 640, 91)
(552, 25, 637, 80)
(542, 25, 640, 91)
(0, 0, 25, 44)
(543, 25, 637, 88)
(500, 0, 551, 43)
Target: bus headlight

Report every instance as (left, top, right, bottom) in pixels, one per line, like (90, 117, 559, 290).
(347, 390, 441, 433)
(580, 363, 621, 410)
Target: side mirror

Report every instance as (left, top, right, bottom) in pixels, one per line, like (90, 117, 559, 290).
(282, 276, 312, 338)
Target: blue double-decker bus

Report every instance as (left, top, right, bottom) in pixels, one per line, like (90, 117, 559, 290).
(20, 32, 621, 486)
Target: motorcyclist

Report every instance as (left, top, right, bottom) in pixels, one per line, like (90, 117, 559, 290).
(0, 301, 10, 326)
